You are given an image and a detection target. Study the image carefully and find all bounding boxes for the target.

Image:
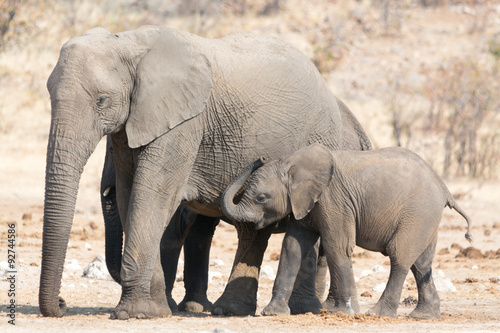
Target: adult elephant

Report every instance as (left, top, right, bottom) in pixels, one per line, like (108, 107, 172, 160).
(40, 26, 371, 319)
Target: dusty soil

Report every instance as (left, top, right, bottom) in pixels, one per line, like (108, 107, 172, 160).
(0, 138, 499, 332)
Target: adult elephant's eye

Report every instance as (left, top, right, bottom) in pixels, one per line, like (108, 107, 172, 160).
(96, 95, 111, 109)
(256, 194, 268, 203)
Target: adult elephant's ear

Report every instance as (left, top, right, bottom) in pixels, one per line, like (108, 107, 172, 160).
(287, 143, 334, 220)
(126, 28, 212, 148)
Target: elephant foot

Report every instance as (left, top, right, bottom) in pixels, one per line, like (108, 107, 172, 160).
(179, 296, 213, 313)
(322, 298, 355, 316)
(110, 297, 171, 320)
(212, 292, 256, 316)
(262, 299, 290, 316)
(408, 304, 441, 319)
(366, 302, 397, 318)
(288, 295, 322, 315)
(167, 296, 179, 314)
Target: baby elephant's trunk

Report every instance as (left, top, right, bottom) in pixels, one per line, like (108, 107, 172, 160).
(221, 157, 267, 222)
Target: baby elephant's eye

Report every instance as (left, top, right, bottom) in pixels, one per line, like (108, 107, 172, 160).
(256, 194, 268, 203)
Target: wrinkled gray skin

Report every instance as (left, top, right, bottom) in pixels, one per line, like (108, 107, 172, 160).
(222, 143, 472, 319)
(41, 26, 371, 319)
(101, 135, 328, 315)
(100, 136, 219, 313)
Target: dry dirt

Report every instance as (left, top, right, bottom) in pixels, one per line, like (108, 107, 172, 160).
(0, 138, 499, 332)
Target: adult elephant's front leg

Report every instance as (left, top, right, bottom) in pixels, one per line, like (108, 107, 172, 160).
(212, 222, 274, 316)
(111, 129, 200, 320)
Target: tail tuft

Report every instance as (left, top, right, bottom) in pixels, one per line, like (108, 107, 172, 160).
(465, 232, 473, 243)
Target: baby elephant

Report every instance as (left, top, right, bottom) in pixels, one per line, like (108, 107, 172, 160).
(221, 143, 472, 319)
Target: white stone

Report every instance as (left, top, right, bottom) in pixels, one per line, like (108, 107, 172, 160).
(209, 271, 222, 282)
(64, 259, 82, 276)
(359, 269, 373, 278)
(260, 265, 276, 281)
(84, 243, 92, 251)
(82, 255, 112, 280)
(372, 283, 386, 292)
(371, 265, 386, 273)
(211, 259, 225, 267)
(0, 261, 10, 276)
(433, 269, 456, 292)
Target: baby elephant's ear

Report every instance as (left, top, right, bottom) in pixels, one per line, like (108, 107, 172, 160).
(287, 143, 334, 220)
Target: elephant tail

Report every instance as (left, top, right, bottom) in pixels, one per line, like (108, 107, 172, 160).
(446, 199, 473, 243)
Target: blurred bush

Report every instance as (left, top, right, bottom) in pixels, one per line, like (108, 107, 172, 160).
(387, 57, 500, 180)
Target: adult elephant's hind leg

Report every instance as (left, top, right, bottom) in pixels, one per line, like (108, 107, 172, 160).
(288, 240, 323, 314)
(409, 235, 441, 319)
(212, 222, 274, 316)
(179, 215, 219, 312)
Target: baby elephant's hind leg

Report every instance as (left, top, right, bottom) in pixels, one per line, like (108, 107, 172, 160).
(409, 235, 441, 319)
(366, 261, 409, 318)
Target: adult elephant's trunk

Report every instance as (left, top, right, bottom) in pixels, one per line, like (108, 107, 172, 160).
(221, 157, 266, 222)
(39, 120, 100, 317)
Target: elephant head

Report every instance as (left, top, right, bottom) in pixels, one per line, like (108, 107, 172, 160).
(221, 143, 334, 229)
(40, 26, 213, 317)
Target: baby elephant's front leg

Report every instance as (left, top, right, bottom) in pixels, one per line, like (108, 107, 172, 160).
(262, 223, 320, 316)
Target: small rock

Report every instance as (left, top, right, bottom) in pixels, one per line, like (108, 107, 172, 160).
(0, 261, 10, 276)
(84, 243, 92, 251)
(372, 283, 386, 292)
(213, 328, 233, 333)
(260, 265, 276, 281)
(433, 269, 456, 292)
(402, 296, 417, 306)
(209, 271, 222, 282)
(211, 259, 225, 267)
(484, 229, 491, 236)
(22, 213, 32, 221)
(471, 265, 478, 270)
(270, 252, 280, 261)
(89, 221, 99, 230)
(484, 250, 498, 259)
(359, 269, 373, 278)
(438, 248, 450, 255)
(64, 259, 82, 276)
(371, 265, 386, 273)
(489, 277, 498, 283)
(465, 277, 478, 283)
(360, 291, 372, 297)
(456, 247, 484, 259)
(82, 255, 111, 280)
(451, 243, 463, 251)
(62, 282, 76, 289)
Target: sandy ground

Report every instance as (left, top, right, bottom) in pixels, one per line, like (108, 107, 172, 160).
(0, 137, 499, 332)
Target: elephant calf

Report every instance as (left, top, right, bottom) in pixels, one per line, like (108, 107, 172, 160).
(221, 143, 472, 319)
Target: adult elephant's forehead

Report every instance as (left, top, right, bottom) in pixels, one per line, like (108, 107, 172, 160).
(59, 34, 121, 67)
